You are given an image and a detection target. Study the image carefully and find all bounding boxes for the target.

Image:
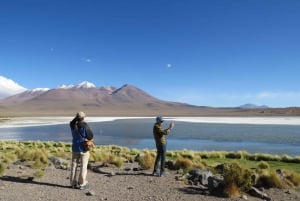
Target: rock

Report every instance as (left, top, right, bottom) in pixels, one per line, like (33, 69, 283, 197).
(207, 174, 224, 193)
(248, 187, 271, 201)
(49, 157, 69, 170)
(86, 190, 96, 196)
(124, 167, 131, 171)
(276, 169, 285, 179)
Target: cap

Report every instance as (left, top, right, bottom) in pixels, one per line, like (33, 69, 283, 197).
(156, 116, 164, 122)
(76, 111, 86, 118)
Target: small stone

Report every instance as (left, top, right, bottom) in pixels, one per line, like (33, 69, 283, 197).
(86, 190, 96, 196)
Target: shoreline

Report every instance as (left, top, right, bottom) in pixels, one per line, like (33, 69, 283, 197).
(1, 116, 300, 128)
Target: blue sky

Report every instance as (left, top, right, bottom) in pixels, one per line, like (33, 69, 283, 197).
(1, 0, 300, 107)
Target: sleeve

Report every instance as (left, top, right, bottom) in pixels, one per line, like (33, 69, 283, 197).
(154, 124, 170, 136)
(70, 117, 78, 130)
(85, 124, 94, 140)
(78, 121, 94, 140)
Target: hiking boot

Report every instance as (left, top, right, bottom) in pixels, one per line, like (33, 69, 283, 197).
(79, 183, 89, 190)
(160, 172, 166, 177)
(152, 170, 160, 176)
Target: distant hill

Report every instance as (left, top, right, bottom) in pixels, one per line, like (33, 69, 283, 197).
(238, 104, 269, 109)
(1, 80, 300, 117)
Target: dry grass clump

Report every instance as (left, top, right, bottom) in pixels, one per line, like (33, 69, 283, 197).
(256, 171, 283, 188)
(89, 147, 124, 168)
(16, 147, 49, 169)
(285, 171, 300, 187)
(223, 162, 252, 198)
(138, 151, 155, 170)
(34, 169, 45, 178)
(0, 162, 5, 176)
(257, 161, 270, 170)
(174, 156, 194, 171)
(1, 152, 18, 164)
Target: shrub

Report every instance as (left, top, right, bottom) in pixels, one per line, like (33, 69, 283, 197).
(223, 162, 252, 196)
(111, 156, 124, 168)
(138, 152, 155, 170)
(180, 150, 195, 160)
(2, 152, 18, 164)
(226, 152, 241, 159)
(257, 161, 270, 170)
(174, 156, 193, 171)
(17, 148, 49, 169)
(285, 171, 300, 187)
(256, 171, 283, 188)
(224, 182, 240, 198)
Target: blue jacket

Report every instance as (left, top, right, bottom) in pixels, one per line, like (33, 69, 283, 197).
(70, 118, 93, 152)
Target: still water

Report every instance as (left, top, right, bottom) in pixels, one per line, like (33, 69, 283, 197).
(1, 118, 300, 156)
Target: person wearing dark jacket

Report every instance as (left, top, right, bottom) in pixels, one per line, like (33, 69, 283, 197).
(153, 116, 174, 177)
(69, 111, 94, 189)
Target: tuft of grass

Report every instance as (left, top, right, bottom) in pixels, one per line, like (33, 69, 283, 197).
(2, 152, 18, 164)
(257, 161, 270, 170)
(111, 156, 124, 168)
(224, 182, 240, 198)
(256, 171, 283, 188)
(138, 152, 155, 170)
(223, 162, 252, 195)
(16, 148, 49, 169)
(174, 156, 194, 171)
(34, 169, 45, 178)
(0, 162, 5, 176)
(284, 171, 300, 187)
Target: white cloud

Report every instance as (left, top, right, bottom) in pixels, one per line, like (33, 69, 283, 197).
(0, 76, 27, 99)
(81, 57, 92, 63)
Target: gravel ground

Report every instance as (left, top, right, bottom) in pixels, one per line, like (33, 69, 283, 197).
(1, 162, 300, 201)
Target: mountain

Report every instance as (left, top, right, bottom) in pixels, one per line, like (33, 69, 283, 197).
(239, 104, 269, 109)
(1, 78, 300, 117)
(0, 76, 27, 99)
(0, 81, 208, 116)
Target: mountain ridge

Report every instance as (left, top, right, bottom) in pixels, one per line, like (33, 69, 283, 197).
(1, 76, 300, 117)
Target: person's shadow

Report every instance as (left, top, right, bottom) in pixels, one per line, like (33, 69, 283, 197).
(0, 176, 69, 188)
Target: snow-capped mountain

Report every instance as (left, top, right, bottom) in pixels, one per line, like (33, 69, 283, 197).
(75, 81, 96, 88)
(0, 76, 27, 99)
(58, 81, 96, 89)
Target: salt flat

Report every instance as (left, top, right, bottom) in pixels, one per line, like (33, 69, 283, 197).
(1, 116, 300, 128)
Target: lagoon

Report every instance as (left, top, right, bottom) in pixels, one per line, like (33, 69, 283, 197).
(0, 117, 300, 156)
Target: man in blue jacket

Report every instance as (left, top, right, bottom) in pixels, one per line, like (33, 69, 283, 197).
(69, 111, 94, 189)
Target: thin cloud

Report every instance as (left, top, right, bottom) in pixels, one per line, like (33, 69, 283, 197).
(167, 90, 300, 107)
(166, 64, 172, 68)
(81, 57, 92, 63)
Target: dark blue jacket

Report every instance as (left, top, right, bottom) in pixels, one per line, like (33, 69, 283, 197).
(70, 118, 94, 152)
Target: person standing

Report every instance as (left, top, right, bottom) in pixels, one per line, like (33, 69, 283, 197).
(153, 116, 174, 177)
(69, 111, 94, 189)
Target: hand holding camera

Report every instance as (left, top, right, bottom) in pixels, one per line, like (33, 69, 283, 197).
(169, 122, 174, 130)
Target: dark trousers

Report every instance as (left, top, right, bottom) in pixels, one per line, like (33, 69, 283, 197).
(153, 143, 166, 174)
